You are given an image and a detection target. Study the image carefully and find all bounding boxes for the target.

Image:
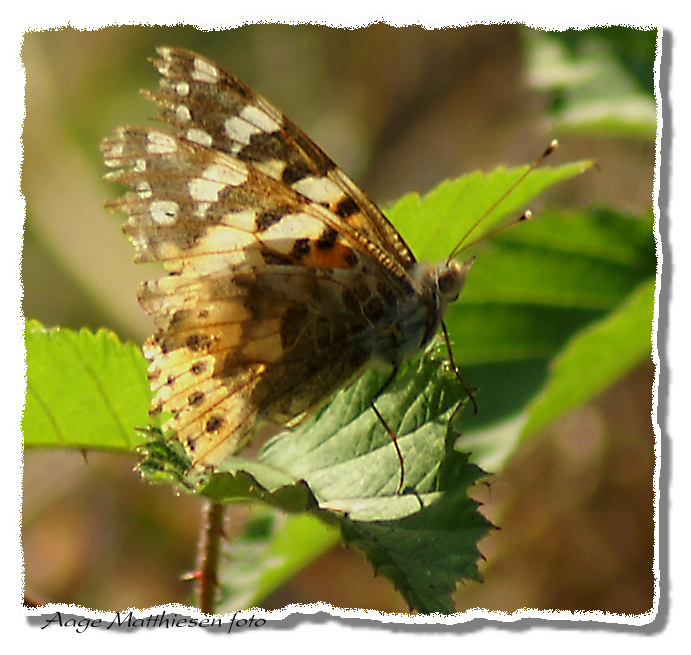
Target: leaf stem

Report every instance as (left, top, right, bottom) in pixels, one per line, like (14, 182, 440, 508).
(197, 501, 225, 614)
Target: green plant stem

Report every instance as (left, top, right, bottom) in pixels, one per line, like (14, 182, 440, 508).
(197, 501, 225, 614)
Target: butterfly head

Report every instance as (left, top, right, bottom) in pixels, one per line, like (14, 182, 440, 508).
(434, 256, 475, 304)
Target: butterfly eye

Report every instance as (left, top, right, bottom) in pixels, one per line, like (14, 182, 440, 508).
(436, 258, 472, 302)
(437, 272, 457, 297)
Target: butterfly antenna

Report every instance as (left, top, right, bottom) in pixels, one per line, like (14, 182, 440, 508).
(447, 139, 559, 263)
(441, 140, 558, 415)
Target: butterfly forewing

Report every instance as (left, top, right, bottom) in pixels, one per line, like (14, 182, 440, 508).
(147, 47, 417, 270)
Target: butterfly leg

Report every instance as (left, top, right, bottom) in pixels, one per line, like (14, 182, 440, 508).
(441, 319, 478, 414)
(370, 367, 406, 494)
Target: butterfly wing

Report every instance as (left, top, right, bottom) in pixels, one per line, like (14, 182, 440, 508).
(147, 46, 417, 271)
(102, 49, 423, 468)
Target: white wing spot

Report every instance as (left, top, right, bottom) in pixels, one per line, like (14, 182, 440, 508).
(188, 162, 247, 202)
(194, 202, 210, 218)
(292, 176, 344, 204)
(104, 141, 124, 161)
(253, 158, 287, 181)
(191, 58, 219, 83)
(189, 178, 223, 203)
(190, 227, 263, 274)
(196, 225, 255, 252)
(224, 115, 261, 145)
(129, 233, 148, 252)
(175, 81, 190, 96)
(146, 132, 178, 154)
(186, 128, 213, 147)
(136, 181, 152, 199)
(221, 209, 258, 231)
(176, 104, 192, 122)
(261, 212, 325, 254)
(150, 200, 179, 225)
(133, 158, 147, 172)
(239, 105, 282, 133)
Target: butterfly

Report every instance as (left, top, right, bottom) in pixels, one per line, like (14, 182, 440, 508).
(102, 46, 476, 486)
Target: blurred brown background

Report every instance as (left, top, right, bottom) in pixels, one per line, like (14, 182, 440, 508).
(22, 25, 655, 613)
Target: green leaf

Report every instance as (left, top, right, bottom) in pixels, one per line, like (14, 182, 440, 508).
(522, 278, 655, 437)
(390, 160, 591, 263)
(454, 278, 655, 473)
(258, 351, 473, 508)
(441, 207, 655, 439)
(23, 319, 152, 452)
(341, 482, 490, 614)
(447, 207, 655, 359)
(526, 29, 657, 139)
(442, 207, 655, 472)
(199, 351, 474, 505)
(217, 510, 339, 612)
